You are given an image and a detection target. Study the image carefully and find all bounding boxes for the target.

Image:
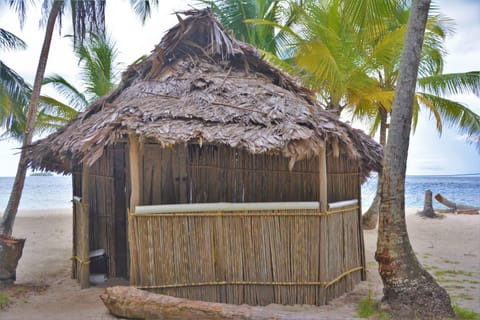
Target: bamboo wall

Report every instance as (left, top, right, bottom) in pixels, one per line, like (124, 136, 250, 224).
(326, 152, 361, 203)
(72, 143, 128, 279)
(129, 206, 363, 306)
(141, 144, 320, 205)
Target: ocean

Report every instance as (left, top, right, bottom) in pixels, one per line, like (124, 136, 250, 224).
(361, 174, 480, 210)
(0, 174, 479, 211)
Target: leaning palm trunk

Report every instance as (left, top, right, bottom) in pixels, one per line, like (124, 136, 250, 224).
(362, 108, 388, 229)
(362, 189, 380, 229)
(0, 3, 61, 237)
(375, 0, 455, 318)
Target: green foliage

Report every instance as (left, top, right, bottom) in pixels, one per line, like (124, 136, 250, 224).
(0, 27, 31, 140)
(452, 293, 474, 301)
(240, 0, 479, 150)
(357, 295, 377, 318)
(200, 0, 286, 55)
(443, 284, 465, 290)
(433, 269, 475, 278)
(356, 288, 390, 319)
(443, 259, 460, 265)
(129, 0, 160, 25)
(0, 292, 12, 310)
(453, 305, 480, 320)
(41, 33, 120, 128)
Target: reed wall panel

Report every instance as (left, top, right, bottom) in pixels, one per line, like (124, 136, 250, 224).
(129, 207, 364, 306)
(71, 143, 128, 279)
(113, 143, 128, 277)
(326, 151, 361, 203)
(141, 144, 320, 206)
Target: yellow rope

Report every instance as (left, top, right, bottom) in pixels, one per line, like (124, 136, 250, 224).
(70, 256, 91, 265)
(132, 266, 363, 290)
(325, 266, 364, 288)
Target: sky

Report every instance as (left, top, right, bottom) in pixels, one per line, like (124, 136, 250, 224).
(0, 0, 479, 177)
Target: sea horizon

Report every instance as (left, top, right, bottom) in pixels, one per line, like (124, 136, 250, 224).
(0, 174, 479, 211)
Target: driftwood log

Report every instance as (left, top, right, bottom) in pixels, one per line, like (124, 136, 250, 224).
(100, 286, 354, 320)
(435, 193, 479, 214)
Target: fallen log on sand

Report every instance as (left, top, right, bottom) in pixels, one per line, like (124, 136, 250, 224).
(100, 286, 352, 320)
(435, 193, 479, 214)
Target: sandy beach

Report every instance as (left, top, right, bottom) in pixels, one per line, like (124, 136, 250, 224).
(1, 208, 479, 319)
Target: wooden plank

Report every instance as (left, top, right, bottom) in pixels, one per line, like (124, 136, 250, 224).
(319, 146, 328, 212)
(129, 136, 141, 211)
(175, 145, 188, 203)
(357, 172, 367, 280)
(142, 145, 154, 204)
(128, 136, 141, 282)
(114, 143, 128, 278)
(80, 164, 90, 289)
(71, 173, 79, 279)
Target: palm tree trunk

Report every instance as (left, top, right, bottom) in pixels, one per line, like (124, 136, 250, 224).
(0, 2, 62, 237)
(362, 108, 388, 229)
(375, 0, 454, 318)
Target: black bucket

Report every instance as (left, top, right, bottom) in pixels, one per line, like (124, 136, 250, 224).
(89, 249, 108, 275)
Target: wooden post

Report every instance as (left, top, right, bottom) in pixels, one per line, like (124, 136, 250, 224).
(319, 146, 328, 212)
(79, 165, 90, 289)
(129, 136, 140, 212)
(356, 170, 366, 280)
(128, 135, 141, 283)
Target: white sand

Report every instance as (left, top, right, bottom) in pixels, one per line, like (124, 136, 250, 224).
(1, 208, 479, 319)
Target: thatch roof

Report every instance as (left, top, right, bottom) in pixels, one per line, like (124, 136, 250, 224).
(27, 8, 382, 178)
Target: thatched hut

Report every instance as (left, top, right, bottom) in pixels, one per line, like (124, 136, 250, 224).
(27, 9, 382, 306)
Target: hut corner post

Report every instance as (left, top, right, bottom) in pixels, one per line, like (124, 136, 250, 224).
(319, 146, 328, 212)
(128, 136, 141, 283)
(79, 165, 90, 289)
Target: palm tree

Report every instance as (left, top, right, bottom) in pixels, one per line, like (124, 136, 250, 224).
(246, 0, 478, 228)
(40, 33, 120, 129)
(353, 6, 480, 228)
(0, 27, 31, 140)
(0, 0, 101, 239)
(201, 0, 297, 61)
(376, 0, 455, 316)
(0, 0, 158, 239)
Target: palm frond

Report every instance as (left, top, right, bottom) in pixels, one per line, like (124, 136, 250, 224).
(5, 0, 30, 28)
(0, 28, 27, 51)
(365, 25, 405, 69)
(77, 34, 119, 100)
(129, 0, 159, 24)
(417, 93, 480, 145)
(344, 0, 407, 45)
(67, 0, 106, 47)
(42, 74, 88, 110)
(415, 93, 443, 133)
(0, 61, 31, 112)
(39, 95, 79, 120)
(418, 72, 480, 97)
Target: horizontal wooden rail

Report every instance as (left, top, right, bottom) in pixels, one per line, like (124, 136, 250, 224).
(134, 202, 320, 214)
(328, 199, 358, 209)
(133, 266, 364, 290)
